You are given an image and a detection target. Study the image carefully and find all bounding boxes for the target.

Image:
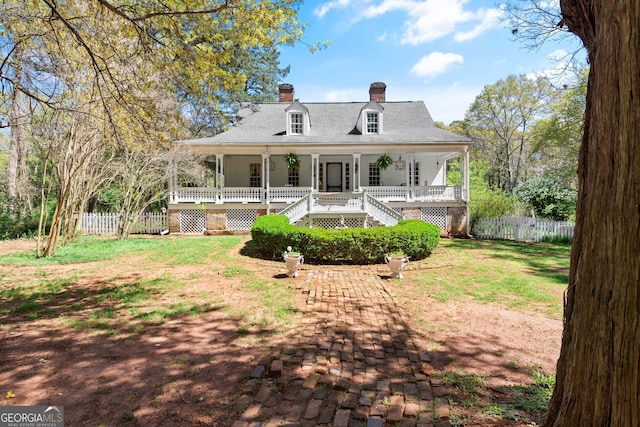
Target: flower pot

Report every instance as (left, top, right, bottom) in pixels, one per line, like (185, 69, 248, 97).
(284, 254, 304, 277)
(385, 255, 409, 279)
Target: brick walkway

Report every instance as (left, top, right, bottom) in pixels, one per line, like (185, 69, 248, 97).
(229, 267, 451, 427)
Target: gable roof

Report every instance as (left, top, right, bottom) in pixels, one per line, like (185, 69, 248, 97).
(179, 100, 471, 147)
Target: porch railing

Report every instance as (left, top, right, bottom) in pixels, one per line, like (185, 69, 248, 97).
(269, 187, 313, 203)
(171, 187, 217, 203)
(221, 187, 262, 203)
(413, 185, 462, 201)
(361, 186, 408, 201)
(361, 185, 464, 202)
(171, 185, 464, 204)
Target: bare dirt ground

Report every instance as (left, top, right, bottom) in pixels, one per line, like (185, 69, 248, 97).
(0, 237, 563, 426)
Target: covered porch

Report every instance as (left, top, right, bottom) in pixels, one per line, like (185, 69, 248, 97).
(169, 149, 470, 205)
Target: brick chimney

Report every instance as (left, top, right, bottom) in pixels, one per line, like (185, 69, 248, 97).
(279, 83, 294, 103)
(369, 82, 386, 102)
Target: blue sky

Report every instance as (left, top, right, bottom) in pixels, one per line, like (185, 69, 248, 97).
(279, 0, 581, 124)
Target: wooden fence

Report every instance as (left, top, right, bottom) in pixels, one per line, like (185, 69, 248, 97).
(81, 212, 168, 235)
(473, 216, 575, 242)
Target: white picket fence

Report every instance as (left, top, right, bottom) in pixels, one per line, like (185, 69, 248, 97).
(473, 216, 575, 242)
(81, 212, 168, 235)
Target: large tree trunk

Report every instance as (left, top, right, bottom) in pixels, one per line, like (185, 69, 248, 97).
(543, 1, 640, 425)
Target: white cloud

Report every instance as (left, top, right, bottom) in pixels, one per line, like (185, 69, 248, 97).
(359, 0, 501, 45)
(376, 31, 389, 42)
(314, 0, 353, 18)
(313, 0, 502, 43)
(454, 7, 503, 42)
(525, 49, 577, 85)
(410, 52, 464, 79)
(547, 49, 570, 61)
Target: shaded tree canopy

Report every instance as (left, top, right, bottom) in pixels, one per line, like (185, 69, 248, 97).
(0, 0, 309, 254)
(0, 0, 305, 134)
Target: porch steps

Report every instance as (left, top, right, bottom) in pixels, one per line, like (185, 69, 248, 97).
(280, 192, 403, 228)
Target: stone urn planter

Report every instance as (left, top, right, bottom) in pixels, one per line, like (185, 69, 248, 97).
(283, 246, 304, 277)
(385, 253, 409, 279)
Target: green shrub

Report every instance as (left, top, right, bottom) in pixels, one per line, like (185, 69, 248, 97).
(516, 174, 577, 221)
(251, 215, 440, 264)
(470, 190, 514, 227)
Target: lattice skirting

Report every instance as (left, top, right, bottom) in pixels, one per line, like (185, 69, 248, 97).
(180, 209, 206, 234)
(421, 207, 447, 230)
(307, 217, 365, 229)
(226, 209, 257, 230)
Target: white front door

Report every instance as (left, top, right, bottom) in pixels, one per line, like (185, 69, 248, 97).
(326, 163, 342, 192)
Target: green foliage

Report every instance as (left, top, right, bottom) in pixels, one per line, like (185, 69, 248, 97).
(251, 215, 440, 263)
(441, 371, 487, 394)
(470, 190, 515, 225)
(375, 154, 394, 170)
(438, 367, 554, 425)
(0, 235, 239, 266)
(0, 197, 55, 240)
(411, 239, 569, 317)
(454, 158, 515, 224)
(531, 68, 586, 186)
(516, 174, 577, 220)
(508, 371, 555, 418)
(283, 152, 300, 169)
(1, 0, 308, 255)
(464, 75, 555, 193)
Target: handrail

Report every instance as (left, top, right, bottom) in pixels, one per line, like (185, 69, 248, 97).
(279, 194, 311, 223)
(279, 191, 402, 226)
(364, 192, 403, 226)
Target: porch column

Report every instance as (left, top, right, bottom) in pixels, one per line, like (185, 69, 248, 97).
(169, 161, 177, 203)
(262, 153, 269, 203)
(353, 154, 361, 191)
(311, 154, 320, 191)
(461, 150, 469, 201)
(216, 154, 224, 204)
(464, 149, 470, 236)
(406, 153, 415, 201)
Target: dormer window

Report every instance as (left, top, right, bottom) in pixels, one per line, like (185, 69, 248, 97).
(285, 101, 310, 136)
(356, 101, 384, 135)
(366, 112, 379, 134)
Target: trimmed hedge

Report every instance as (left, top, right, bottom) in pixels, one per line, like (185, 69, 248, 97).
(250, 214, 440, 264)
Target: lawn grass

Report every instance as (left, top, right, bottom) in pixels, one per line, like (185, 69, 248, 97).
(0, 235, 293, 337)
(0, 235, 245, 266)
(440, 368, 556, 426)
(0, 235, 565, 423)
(404, 239, 569, 318)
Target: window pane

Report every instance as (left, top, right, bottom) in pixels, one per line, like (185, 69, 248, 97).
(288, 167, 300, 186)
(366, 112, 378, 134)
(368, 163, 380, 186)
(250, 163, 261, 188)
(290, 113, 303, 134)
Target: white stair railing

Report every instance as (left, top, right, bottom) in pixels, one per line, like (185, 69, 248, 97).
(278, 191, 403, 227)
(363, 192, 403, 226)
(279, 194, 312, 224)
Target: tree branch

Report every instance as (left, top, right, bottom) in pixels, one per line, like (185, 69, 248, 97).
(93, 0, 229, 23)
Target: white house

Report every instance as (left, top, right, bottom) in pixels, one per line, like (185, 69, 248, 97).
(169, 82, 472, 235)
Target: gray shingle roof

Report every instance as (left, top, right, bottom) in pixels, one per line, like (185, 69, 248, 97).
(180, 101, 471, 146)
